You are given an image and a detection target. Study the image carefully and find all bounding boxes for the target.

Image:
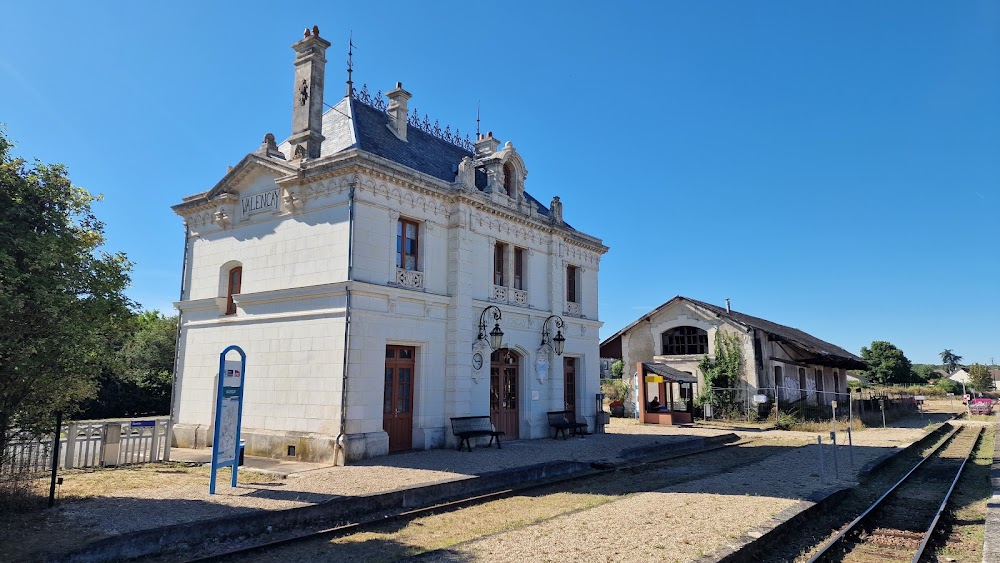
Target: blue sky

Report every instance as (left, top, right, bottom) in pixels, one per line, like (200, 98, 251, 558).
(2, 2, 997, 365)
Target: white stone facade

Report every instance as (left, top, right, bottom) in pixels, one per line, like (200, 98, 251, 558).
(170, 29, 607, 463)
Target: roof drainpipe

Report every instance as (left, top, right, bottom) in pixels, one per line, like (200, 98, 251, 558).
(335, 184, 356, 466)
(166, 224, 191, 460)
(725, 298, 731, 314)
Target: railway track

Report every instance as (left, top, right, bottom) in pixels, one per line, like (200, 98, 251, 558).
(807, 425, 983, 563)
(181, 437, 761, 562)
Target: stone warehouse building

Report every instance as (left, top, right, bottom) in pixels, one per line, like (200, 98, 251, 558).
(170, 28, 608, 463)
(600, 296, 866, 408)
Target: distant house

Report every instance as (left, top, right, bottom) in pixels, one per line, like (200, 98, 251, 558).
(846, 372, 868, 386)
(599, 296, 867, 406)
(949, 369, 971, 384)
(931, 369, 951, 380)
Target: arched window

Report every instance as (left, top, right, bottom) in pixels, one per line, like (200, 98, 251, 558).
(503, 162, 514, 197)
(661, 326, 708, 355)
(225, 266, 242, 315)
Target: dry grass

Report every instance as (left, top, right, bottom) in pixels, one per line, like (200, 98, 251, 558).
(52, 462, 274, 501)
(0, 462, 276, 562)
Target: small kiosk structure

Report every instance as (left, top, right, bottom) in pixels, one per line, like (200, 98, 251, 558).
(637, 362, 696, 425)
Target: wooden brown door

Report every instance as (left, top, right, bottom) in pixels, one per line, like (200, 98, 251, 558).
(563, 357, 577, 412)
(383, 345, 415, 452)
(490, 349, 519, 439)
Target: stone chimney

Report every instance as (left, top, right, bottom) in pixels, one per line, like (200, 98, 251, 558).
(289, 26, 330, 160)
(474, 131, 500, 158)
(386, 82, 412, 141)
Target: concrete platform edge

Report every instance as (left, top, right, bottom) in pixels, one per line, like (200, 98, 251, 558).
(52, 459, 592, 563)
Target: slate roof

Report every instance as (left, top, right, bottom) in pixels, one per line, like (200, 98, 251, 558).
(601, 296, 867, 370)
(306, 95, 555, 218)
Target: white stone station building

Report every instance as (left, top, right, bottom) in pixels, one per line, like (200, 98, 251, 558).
(170, 27, 608, 463)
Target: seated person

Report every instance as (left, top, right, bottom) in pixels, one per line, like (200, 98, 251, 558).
(647, 396, 660, 412)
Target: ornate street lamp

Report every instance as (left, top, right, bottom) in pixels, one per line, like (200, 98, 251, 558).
(541, 314, 566, 356)
(477, 305, 504, 350)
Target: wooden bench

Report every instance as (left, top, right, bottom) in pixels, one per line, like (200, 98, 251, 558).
(547, 410, 588, 440)
(450, 416, 504, 452)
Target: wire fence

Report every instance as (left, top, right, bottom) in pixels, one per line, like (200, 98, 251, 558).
(702, 385, 919, 425)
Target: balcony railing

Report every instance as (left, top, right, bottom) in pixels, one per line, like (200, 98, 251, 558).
(491, 285, 528, 307)
(566, 301, 581, 316)
(394, 267, 424, 289)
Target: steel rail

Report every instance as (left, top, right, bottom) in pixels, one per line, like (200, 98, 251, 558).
(184, 439, 743, 562)
(910, 425, 983, 562)
(806, 425, 974, 563)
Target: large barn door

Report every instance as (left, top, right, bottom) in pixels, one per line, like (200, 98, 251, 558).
(383, 345, 415, 452)
(490, 349, 520, 439)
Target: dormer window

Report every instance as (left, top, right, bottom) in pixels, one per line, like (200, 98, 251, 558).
(503, 162, 514, 197)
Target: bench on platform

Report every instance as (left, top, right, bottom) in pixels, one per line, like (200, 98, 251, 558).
(547, 410, 588, 440)
(450, 416, 504, 452)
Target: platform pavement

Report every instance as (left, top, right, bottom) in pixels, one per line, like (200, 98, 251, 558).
(168, 446, 334, 477)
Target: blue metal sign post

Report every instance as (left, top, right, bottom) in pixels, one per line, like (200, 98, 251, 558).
(210, 345, 247, 494)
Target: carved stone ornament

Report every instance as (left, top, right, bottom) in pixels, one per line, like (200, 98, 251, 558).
(456, 156, 476, 191)
(212, 208, 230, 229)
(259, 133, 285, 159)
(550, 196, 563, 224)
(299, 79, 309, 106)
(293, 144, 307, 160)
(535, 350, 549, 383)
(282, 187, 304, 211)
(471, 351, 485, 384)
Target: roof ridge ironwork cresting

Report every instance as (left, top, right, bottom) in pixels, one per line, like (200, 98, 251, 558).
(353, 83, 475, 152)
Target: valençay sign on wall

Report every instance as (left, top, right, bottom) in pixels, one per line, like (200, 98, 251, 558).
(241, 189, 280, 217)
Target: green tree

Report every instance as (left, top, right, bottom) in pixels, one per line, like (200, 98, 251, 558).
(935, 377, 959, 394)
(940, 349, 963, 374)
(80, 311, 176, 419)
(0, 131, 134, 456)
(911, 364, 939, 382)
(968, 363, 993, 392)
(696, 332, 743, 411)
(610, 359, 624, 379)
(860, 341, 913, 385)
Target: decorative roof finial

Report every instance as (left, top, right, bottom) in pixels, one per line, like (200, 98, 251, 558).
(346, 32, 355, 97)
(476, 100, 481, 137)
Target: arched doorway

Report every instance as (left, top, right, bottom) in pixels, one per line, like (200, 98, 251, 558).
(490, 348, 520, 439)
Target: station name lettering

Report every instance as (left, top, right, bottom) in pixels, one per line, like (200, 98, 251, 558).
(241, 189, 280, 216)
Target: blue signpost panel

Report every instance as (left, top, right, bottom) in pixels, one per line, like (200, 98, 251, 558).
(210, 345, 247, 494)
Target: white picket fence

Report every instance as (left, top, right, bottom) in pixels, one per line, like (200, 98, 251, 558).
(2, 417, 170, 475)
